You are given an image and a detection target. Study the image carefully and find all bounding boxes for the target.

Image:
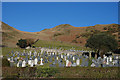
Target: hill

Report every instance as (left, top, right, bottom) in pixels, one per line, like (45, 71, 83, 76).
(1, 21, 119, 48)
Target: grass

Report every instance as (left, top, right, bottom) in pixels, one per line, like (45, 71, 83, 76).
(33, 40, 90, 50)
(54, 67, 120, 78)
(2, 67, 120, 79)
(2, 47, 30, 56)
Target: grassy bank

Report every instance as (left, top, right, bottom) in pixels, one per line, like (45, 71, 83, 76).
(2, 67, 120, 79)
(34, 40, 90, 50)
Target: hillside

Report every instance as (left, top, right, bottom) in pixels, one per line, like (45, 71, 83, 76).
(1, 21, 119, 47)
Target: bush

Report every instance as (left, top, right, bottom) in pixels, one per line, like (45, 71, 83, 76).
(103, 27, 107, 30)
(36, 68, 58, 77)
(71, 40, 78, 43)
(16, 39, 27, 48)
(54, 33, 64, 37)
(2, 58, 10, 67)
(76, 35, 80, 38)
(16, 38, 34, 48)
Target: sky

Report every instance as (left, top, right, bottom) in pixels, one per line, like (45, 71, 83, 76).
(2, 2, 118, 32)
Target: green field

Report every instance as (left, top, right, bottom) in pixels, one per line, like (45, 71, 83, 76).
(34, 40, 90, 50)
(2, 47, 31, 56)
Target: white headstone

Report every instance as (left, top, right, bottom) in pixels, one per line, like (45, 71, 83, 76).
(73, 57, 75, 61)
(106, 57, 109, 65)
(67, 53, 70, 57)
(17, 62, 19, 67)
(61, 54, 63, 58)
(22, 60, 26, 67)
(66, 60, 69, 67)
(52, 52, 54, 55)
(76, 59, 80, 65)
(29, 51, 32, 56)
(91, 63, 95, 67)
(7, 58, 10, 61)
(28, 60, 32, 65)
(34, 58, 38, 65)
(116, 56, 119, 59)
(57, 57, 59, 60)
(40, 58, 43, 65)
(30, 60, 34, 67)
(64, 56, 66, 61)
(109, 57, 112, 62)
(38, 53, 40, 56)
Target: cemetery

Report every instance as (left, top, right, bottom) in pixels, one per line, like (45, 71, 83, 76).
(4, 47, 120, 68)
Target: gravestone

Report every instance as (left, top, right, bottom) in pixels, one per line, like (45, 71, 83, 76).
(76, 59, 80, 66)
(109, 57, 112, 62)
(106, 57, 109, 65)
(40, 58, 43, 65)
(22, 60, 26, 67)
(34, 58, 38, 65)
(30, 60, 34, 67)
(84, 60, 89, 67)
(66, 60, 69, 67)
(28, 60, 32, 65)
(14, 58, 18, 64)
(19, 60, 22, 67)
(72, 63, 77, 67)
(73, 56, 75, 61)
(7, 57, 10, 61)
(10, 62, 14, 67)
(95, 63, 99, 67)
(91, 63, 95, 67)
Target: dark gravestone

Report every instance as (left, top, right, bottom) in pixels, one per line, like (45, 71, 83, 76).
(59, 62, 63, 67)
(25, 58, 28, 63)
(82, 52, 89, 57)
(44, 58, 48, 63)
(72, 63, 77, 67)
(85, 61, 89, 67)
(103, 64, 106, 67)
(92, 59, 96, 63)
(71, 60, 74, 64)
(95, 63, 99, 67)
(80, 56, 82, 59)
(49, 58, 52, 62)
(54, 60, 58, 64)
(81, 58, 86, 67)
(19, 61, 22, 67)
(10, 62, 14, 67)
(49, 64, 56, 67)
(91, 52, 95, 58)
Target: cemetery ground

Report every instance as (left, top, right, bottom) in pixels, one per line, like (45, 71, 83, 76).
(2, 47, 120, 79)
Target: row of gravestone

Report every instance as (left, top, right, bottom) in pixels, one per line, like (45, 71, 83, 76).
(7, 50, 120, 67)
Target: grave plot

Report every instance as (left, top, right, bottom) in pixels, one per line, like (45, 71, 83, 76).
(5, 48, 120, 68)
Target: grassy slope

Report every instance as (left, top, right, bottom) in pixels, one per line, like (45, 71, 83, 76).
(34, 40, 90, 50)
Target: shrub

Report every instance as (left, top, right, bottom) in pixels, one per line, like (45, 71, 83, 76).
(16, 39, 27, 48)
(103, 27, 107, 30)
(71, 40, 78, 43)
(54, 33, 64, 37)
(36, 68, 58, 77)
(76, 35, 80, 38)
(2, 58, 10, 67)
(16, 38, 34, 48)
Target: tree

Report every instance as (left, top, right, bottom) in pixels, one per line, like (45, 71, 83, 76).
(85, 33, 118, 58)
(16, 39, 27, 48)
(16, 38, 35, 48)
(26, 38, 34, 47)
